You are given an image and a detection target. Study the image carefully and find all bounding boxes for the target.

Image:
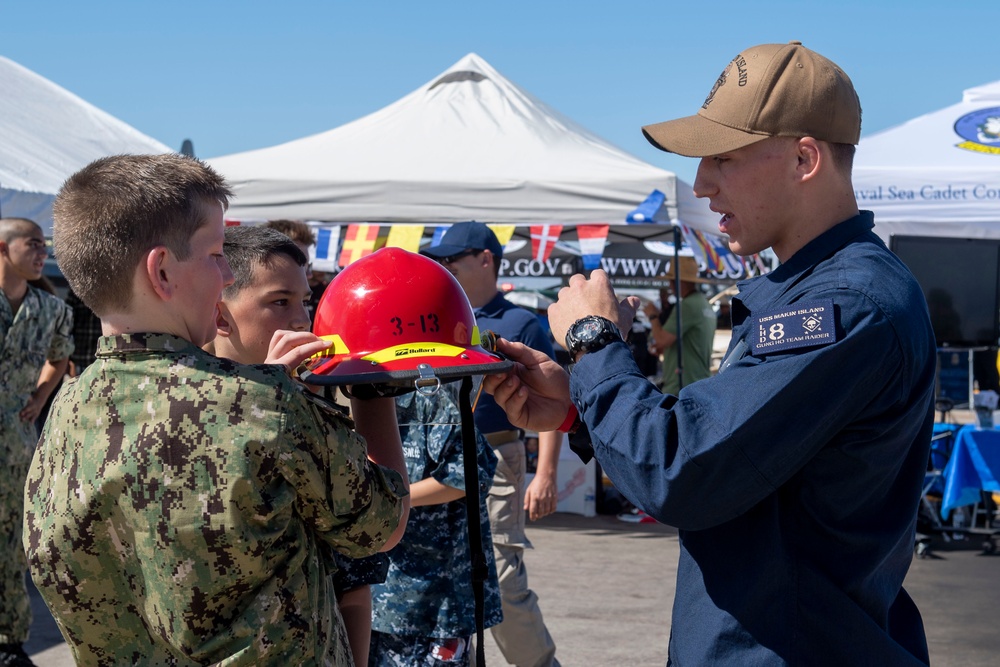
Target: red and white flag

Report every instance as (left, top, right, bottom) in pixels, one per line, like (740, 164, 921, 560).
(530, 224, 563, 262)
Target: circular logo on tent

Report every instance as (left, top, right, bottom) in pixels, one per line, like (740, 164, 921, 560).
(954, 107, 1000, 154)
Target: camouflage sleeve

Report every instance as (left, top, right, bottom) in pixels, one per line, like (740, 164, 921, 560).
(282, 390, 406, 559)
(46, 298, 74, 362)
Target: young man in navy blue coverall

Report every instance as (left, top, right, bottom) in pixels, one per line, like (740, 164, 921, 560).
(483, 42, 936, 666)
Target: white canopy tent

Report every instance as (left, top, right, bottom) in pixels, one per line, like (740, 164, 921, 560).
(0, 56, 172, 236)
(854, 79, 1000, 242)
(209, 53, 718, 238)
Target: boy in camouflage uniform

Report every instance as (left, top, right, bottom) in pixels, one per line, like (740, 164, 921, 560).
(1, 217, 73, 667)
(369, 384, 502, 666)
(211, 224, 392, 667)
(22, 154, 410, 666)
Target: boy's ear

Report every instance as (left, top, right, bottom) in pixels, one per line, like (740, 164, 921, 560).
(144, 246, 174, 300)
(215, 302, 234, 338)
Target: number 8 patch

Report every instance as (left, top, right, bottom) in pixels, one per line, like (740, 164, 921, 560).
(749, 299, 837, 356)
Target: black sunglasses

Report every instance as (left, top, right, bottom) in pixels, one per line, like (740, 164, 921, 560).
(439, 249, 482, 265)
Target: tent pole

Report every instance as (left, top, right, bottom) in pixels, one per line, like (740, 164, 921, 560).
(673, 224, 684, 392)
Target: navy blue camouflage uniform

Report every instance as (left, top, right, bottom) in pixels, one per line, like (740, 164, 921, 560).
(369, 383, 502, 666)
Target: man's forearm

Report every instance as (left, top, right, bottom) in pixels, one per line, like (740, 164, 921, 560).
(410, 477, 464, 506)
(649, 318, 676, 350)
(534, 430, 563, 480)
(35, 358, 69, 404)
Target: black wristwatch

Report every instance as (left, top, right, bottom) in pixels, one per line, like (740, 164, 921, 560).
(564, 315, 622, 361)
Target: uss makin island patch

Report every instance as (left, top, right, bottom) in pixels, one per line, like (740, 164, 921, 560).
(750, 299, 837, 356)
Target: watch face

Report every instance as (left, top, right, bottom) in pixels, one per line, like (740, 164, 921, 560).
(577, 318, 603, 342)
(567, 316, 615, 356)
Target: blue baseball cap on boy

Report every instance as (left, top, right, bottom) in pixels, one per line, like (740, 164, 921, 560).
(421, 221, 504, 262)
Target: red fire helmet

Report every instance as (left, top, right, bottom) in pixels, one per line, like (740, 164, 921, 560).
(301, 247, 511, 388)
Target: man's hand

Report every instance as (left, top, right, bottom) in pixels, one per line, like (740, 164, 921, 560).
(265, 330, 333, 373)
(482, 339, 572, 432)
(23, 358, 69, 423)
(642, 301, 660, 320)
(19, 392, 45, 423)
(525, 429, 563, 521)
(548, 270, 641, 348)
(525, 472, 558, 521)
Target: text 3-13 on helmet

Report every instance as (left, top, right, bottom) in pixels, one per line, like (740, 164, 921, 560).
(300, 247, 511, 391)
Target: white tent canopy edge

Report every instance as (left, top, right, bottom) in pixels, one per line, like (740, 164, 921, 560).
(209, 53, 719, 237)
(854, 79, 1000, 242)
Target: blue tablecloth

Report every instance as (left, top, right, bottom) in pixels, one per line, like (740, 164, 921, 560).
(940, 425, 1000, 518)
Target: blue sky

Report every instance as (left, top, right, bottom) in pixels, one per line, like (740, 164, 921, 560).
(3, 1, 994, 184)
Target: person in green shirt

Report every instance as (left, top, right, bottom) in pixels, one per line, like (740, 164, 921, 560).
(644, 256, 717, 395)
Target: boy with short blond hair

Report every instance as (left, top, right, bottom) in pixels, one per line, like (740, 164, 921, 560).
(24, 153, 409, 666)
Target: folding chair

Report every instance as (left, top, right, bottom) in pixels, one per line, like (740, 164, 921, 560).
(914, 421, 960, 557)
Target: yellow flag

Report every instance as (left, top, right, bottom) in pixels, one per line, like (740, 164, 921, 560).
(488, 224, 516, 246)
(386, 224, 425, 252)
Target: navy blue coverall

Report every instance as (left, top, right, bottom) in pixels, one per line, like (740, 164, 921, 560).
(571, 213, 936, 665)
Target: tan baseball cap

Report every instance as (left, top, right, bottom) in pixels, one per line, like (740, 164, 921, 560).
(642, 41, 861, 157)
(663, 256, 717, 284)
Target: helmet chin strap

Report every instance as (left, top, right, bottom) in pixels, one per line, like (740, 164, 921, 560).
(337, 383, 413, 400)
(459, 375, 488, 666)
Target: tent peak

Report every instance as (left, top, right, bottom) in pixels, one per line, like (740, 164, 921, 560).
(442, 53, 496, 75)
(207, 51, 716, 234)
(428, 54, 500, 90)
(429, 69, 487, 90)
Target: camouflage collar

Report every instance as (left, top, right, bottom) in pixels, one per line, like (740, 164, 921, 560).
(96, 333, 198, 358)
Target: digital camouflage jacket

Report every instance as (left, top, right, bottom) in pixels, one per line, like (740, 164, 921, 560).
(24, 333, 406, 666)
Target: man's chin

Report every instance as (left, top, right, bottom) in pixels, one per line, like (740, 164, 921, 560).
(726, 240, 757, 258)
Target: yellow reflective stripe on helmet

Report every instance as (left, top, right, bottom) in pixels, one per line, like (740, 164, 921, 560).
(471, 326, 481, 346)
(363, 342, 468, 364)
(310, 334, 350, 359)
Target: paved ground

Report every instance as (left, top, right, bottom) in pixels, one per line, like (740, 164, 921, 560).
(23, 512, 1000, 666)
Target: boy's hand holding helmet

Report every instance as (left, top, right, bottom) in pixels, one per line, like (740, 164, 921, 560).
(300, 247, 510, 395)
(265, 330, 334, 373)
